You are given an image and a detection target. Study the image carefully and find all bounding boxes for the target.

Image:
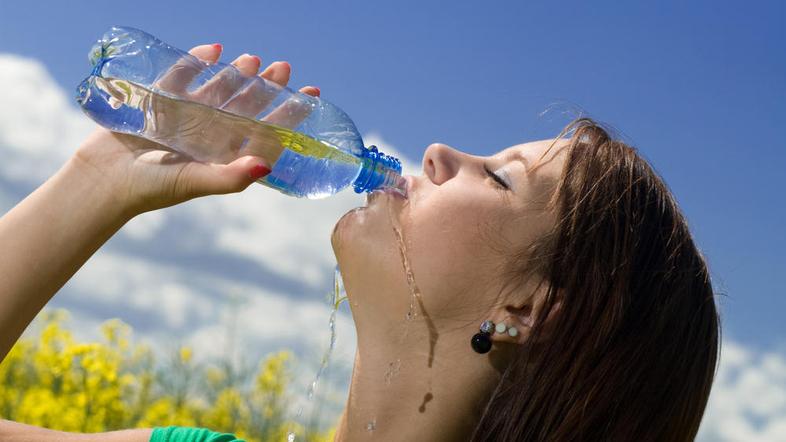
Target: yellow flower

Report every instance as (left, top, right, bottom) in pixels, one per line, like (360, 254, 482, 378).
(256, 351, 292, 397)
(0, 309, 336, 438)
(179, 346, 193, 364)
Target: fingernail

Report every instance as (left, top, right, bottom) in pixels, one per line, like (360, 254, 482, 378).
(313, 86, 321, 95)
(212, 43, 223, 52)
(250, 55, 262, 65)
(248, 163, 271, 180)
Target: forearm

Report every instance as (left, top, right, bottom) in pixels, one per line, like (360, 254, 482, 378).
(0, 419, 151, 442)
(0, 155, 133, 360)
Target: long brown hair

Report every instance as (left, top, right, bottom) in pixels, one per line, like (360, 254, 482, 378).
(472, 119, 720, 441)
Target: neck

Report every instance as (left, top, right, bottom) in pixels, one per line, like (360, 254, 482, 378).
(333, 318, 508, 441)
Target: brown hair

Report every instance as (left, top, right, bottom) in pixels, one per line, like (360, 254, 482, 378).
(472, 119, 720, 441)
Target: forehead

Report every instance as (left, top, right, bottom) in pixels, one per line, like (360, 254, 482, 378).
(499, 139, 559, 157)
(496, 139, 569, 179)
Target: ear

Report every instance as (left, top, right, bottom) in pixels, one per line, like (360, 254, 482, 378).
(490, 286, 563, 346)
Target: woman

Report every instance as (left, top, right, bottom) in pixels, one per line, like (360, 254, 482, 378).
(0, 42, 719, 441)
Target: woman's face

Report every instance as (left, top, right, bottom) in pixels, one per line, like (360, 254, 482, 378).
(332, 139, 569, 342)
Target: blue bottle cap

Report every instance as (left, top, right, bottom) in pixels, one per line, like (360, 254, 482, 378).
(352, 145, 406, 195)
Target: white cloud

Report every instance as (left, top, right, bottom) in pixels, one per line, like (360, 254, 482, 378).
(697, 340, 786, 442)
(122, 209, 168, 241)
(0, 54, 94, 183)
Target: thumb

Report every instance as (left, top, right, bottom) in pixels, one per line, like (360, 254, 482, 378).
(184, 156, 272, 197)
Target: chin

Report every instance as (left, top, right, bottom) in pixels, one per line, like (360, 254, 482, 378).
(332, 206, 366, 254)
(331, 192, 403, 273)
(332, 192, 392, 248)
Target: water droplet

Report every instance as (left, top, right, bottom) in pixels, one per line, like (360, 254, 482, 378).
(384, 359, 401, 385)
(366, 418, 377, 432)
(419, 392, 434, 413)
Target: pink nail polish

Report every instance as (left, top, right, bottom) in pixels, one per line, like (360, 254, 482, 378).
(251, 55, 261, 65)
(212, 43, 223, 52)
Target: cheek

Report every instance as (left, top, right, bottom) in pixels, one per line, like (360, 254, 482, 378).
(403, 196, 503, 312)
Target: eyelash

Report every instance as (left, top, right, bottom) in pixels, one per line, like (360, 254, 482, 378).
(484, 164, 510, 190)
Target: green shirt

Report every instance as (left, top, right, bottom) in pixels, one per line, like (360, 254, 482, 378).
(150, 426, 245, 442)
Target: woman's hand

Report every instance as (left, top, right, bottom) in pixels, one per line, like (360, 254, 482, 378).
(72, 43, 321, 216)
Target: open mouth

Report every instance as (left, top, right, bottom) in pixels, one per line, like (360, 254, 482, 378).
(366, 176, 411, 205)
(357, 176, 412, 211)
(365, 190, 383, 206)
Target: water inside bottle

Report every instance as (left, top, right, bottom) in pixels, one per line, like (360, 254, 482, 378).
(78, 76, 364, 198)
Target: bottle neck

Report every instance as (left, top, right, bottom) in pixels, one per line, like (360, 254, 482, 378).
(352, 145, 407, 197)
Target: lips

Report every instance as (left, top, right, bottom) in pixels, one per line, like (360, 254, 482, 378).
(365, 189, 387, 205)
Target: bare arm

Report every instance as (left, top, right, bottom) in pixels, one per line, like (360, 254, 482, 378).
(0, 419, 152, 442)
(0, 155, 131, 360)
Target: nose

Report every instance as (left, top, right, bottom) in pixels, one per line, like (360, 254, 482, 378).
(422, 143, 470, 185)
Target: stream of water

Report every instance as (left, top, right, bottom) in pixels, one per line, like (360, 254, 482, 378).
(287, 266, 346, 442)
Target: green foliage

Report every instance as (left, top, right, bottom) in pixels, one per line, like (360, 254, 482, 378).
(0, 310, 335, 441)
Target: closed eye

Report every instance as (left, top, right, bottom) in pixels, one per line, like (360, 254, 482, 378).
(484, 164, 510, 190)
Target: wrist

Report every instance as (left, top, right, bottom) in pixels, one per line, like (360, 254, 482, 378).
(62, 153, 138, 224)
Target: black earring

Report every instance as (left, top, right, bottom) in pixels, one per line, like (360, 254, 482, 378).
(471, 320, 495, 354)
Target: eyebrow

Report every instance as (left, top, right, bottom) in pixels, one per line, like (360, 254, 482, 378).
(491, 151, 528, 192)
(513, 153, 529, 170)
(501, 150, 529, 175)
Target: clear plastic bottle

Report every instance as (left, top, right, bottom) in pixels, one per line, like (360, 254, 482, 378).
(75, 26, 407, 199)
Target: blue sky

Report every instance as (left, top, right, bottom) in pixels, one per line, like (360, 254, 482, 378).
(3, 0, 781, 348)
(0, 1, 785, 437)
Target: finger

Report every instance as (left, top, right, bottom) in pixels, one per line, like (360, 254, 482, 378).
(190, 44, 223, 63)
(259, 85, 319, 128)
(299, 85, 321, 97)
(183, 156, 272, 197)
(222, 60, 297, 117)
(219, 61, 310, 121)
(262, 92, 316, 128)
(192, 53, 261, 107)
(236, 54, 262, 77)
(221, 76, 281, 117)
(259, 61, 291, 87)
(154, 43, 222, 95)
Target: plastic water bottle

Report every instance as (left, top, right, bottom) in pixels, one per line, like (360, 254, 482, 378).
(75, 26, 407, 199)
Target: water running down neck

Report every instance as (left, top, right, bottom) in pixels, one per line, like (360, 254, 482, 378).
(387, 197, 439, 368)
(387, 198, 421, 322)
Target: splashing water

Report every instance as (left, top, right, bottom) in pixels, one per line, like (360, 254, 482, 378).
(287, 265, 347, 442)
(308, 267, 345, 400)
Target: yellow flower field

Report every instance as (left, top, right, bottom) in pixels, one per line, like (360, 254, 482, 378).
(0, 310, 334, 441)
